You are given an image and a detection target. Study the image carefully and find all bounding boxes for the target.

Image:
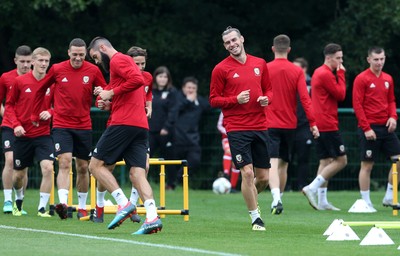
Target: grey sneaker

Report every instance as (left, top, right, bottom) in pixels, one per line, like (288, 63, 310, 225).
(302, 186, 318, 210)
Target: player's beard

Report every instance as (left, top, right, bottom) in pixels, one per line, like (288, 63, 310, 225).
(100, 52, 110, 73)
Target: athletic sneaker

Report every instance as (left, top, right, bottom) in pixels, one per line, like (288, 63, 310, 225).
(37, 207, 52, 217)
(251, 217, 266, 231)
(3, 201, 12, 214)
(90, 206, 104, 223)
(382, 197, 394, 207)
(130, 213, 141, 223)
(12, 202, 22, 217)
(132, 217, 163, 235)
(302, 185, 318, 210)
(55, 203, 68, 220)
(77, 209, 88, 220)
(271, 201, 283, 215)
(107, 202, 136, 229)
(317, 202, 341, 211)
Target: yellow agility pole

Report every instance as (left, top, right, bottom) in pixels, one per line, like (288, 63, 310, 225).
(374, 223, 400, 229)
(392, 159, 398, 216)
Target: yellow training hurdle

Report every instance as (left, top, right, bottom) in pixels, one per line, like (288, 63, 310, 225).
(51, 158, 189, 221)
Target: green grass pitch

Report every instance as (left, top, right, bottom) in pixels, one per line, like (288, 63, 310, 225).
(0, 186, 399, 256)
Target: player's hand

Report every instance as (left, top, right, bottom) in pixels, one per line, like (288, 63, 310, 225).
(257, 96, 269, 106)
(100, 90, 114, 101)
(310, 126, 320, 139)
(337, 63, 346, 72)
(364, 129, 376, 140)
(39, 111, 51, 121)
(97, 100, 111, 111)
(386, 117, 397, 133)
(237, 89, 250, 104)
(145, 107, 152, 119)
(14, 126, 26, 137)
(93, 86, 103, 96)
(186, 91, 197, 102)
(160, 128, 169, 136)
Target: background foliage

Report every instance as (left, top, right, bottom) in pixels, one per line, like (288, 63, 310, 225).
(1, 0, 400, 103)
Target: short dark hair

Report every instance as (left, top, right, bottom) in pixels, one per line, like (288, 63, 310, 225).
(222, 26, 241, 38)
(15, 45, 32, 57)
(126, 46, 147, 59)
(323, 43, 342, 56)
(273, 34, 290, 53)
(293, 57, 308, 69)
(368, 46, 384, 56)
(87, 36, 112, 52)
(69, 38, 86, 49)
(182, 76, 198, 87)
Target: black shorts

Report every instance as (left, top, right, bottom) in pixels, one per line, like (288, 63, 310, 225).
(52, 128, 92, 160)
(315, 131, 346, 159)
(227, 130, 270, 169)
(268, 128, 296, 162)
(1, 127, 14, 153)
(93, 125, 148, 169)
(14, 136, 55, 170)
(358, 125, 400, 161)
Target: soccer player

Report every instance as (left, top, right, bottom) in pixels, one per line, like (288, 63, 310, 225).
(0, 45, 32, 214)
(266, 35, 319, 214)
(209, 26, 272, 231)
(31, 38, 107, 220)
(302, 43, 347, 211)
(7, 47, 54, 217)
(88, 36, 162, 234)
(216, 112, 240, 192)
(353, 46, 400, 212)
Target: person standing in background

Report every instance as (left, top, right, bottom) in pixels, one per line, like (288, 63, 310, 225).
(149, 66, 177, 190)
(217, 112, 240, 192)
(302, 43, 347, 211)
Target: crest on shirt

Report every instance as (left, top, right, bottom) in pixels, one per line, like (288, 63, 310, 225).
(4, 140, 10, 149)
(83, 76, 89, 84)
(385, 81, 389, 89)
(254, 68, 260, 76)
(45, 88, 51, 95)
(145, 86, 149, 93)
(365, 150, 372, 158)
(235, 154, 243, 163)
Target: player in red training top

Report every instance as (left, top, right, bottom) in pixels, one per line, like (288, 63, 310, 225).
(266, 35, 319, 215)
(92, 46, 154, 224)
(302, 43, 347, 211)
(353, 46, 400, 212)
(216, 112, 240, 192)
(30, 38, 107, 220)
(7, 47, 55, 217)
(88, 36, 162, 235)
(209, 26, 272, 231)
(0, 45, 32, 214)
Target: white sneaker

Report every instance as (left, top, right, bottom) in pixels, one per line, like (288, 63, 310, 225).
(318, 202, 341, 211)
(382, 197, 393, 207)
(302, 185, 318, 210)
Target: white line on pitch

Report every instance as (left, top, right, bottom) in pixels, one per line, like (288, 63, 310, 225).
(0, 225, 243, 256)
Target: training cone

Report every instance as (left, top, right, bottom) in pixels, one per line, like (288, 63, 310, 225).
(348, 199, 376, 213)
(326, 224, 360, 241)
(323, 219, 344, 236)
(360, 227, 394, 245)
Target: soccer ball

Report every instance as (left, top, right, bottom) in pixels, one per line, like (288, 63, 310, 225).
(212, 177, 231, 194)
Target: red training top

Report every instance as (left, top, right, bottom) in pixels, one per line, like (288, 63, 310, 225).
(267, 58, 316, 129)
(0, 69, 19, 128)
(352, 68, 397, 132)
(311, 64, 346, 132)
(209, 54, 273, 132)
